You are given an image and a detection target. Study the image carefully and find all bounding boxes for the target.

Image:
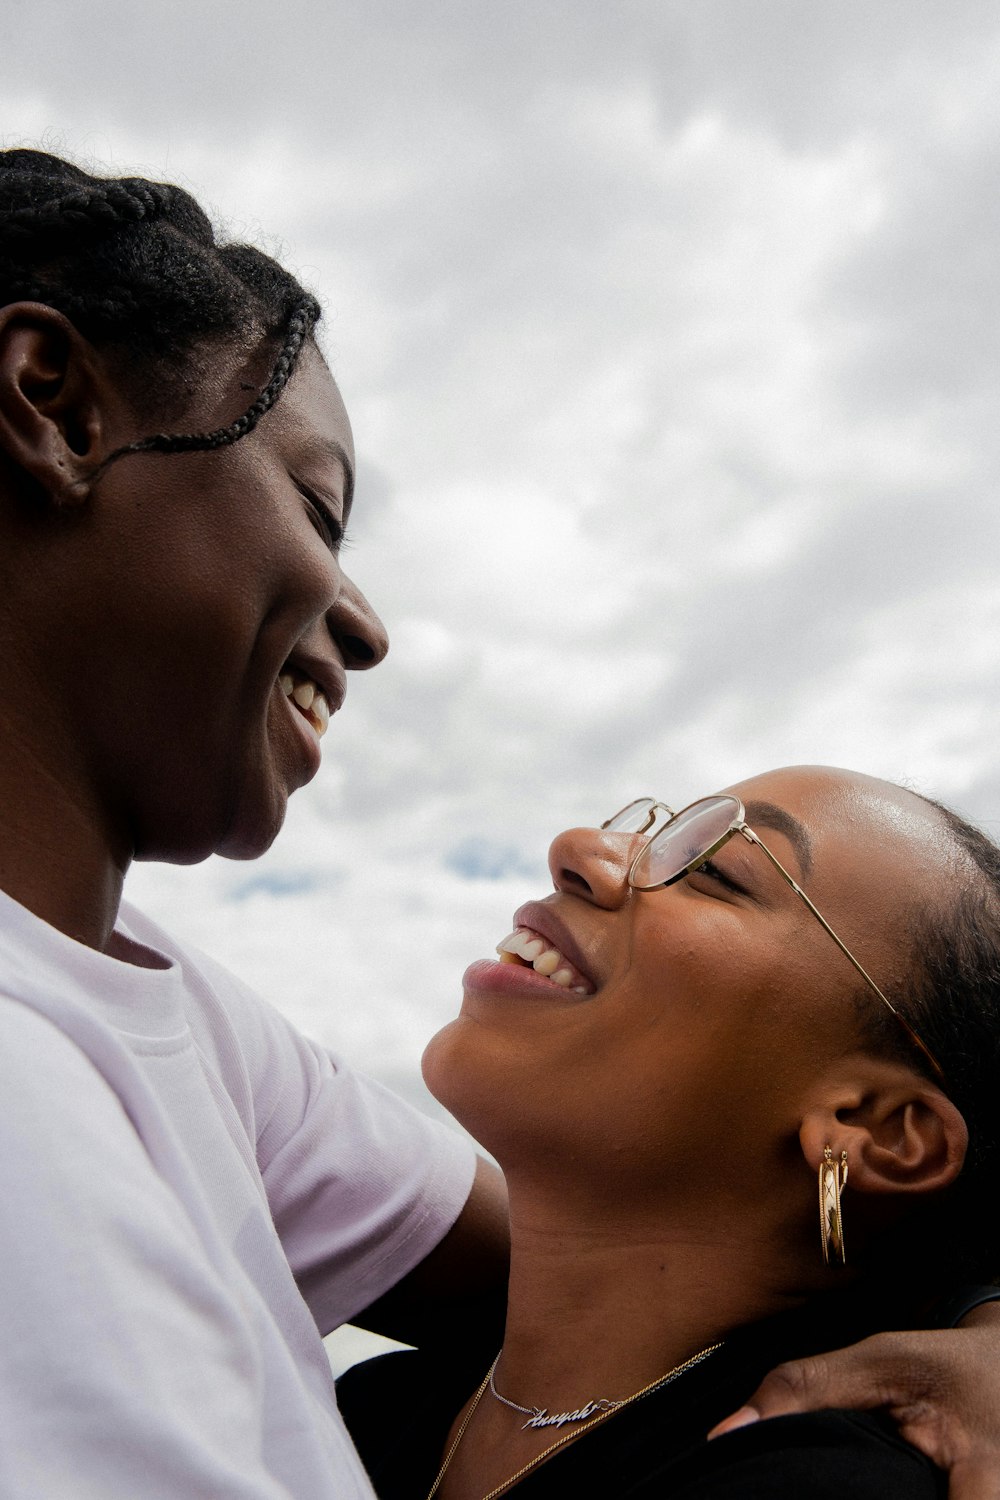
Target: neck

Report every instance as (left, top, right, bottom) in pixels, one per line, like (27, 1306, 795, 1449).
(429, 1170, 825, 1500)
(494, 1182, 810, 1407)
(0, 717, 129, 952)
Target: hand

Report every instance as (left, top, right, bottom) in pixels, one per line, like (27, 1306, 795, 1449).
(709, 1304, 1000, 1500)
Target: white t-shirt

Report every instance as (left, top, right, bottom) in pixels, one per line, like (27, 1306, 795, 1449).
(0, 888, 477, 1498)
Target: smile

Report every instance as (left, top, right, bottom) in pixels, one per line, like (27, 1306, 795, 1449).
(279, 670, 331, 738)
(495, 927, 595, 995)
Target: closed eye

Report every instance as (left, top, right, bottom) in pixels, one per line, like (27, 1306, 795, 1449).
(688, 858, 744, 895)
(294, 480, 350, 553)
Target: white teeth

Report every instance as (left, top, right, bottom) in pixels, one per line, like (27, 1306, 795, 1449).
(279, 673, 333, 739)
(495, 927, 592, 994)
(533, 948, 560, 976)
(498, 930, 543, 961)
(312, 693, 330, 733)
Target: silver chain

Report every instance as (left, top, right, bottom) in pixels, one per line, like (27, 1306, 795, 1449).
(489, 1362, 621, 1429)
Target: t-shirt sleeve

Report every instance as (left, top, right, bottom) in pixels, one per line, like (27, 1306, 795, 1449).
(663, 1411, 946, 1500)
(0, 997, 344, 1500)
(181, 946, 478, 1333)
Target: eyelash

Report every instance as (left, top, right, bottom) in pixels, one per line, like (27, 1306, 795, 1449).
(295, 482, 351, 553)
(689, 858, 742, 894)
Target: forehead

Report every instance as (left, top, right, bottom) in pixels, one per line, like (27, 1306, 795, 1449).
(723, 765, 961, 914)
(256, 343, 355, 493)
(175, 338, 355, 499)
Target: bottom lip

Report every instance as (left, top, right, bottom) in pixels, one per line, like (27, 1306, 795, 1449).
(276, 681, 323, 782)
(462, 958, 593, 1001)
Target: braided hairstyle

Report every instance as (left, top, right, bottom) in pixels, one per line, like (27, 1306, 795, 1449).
(0, 149, 321, 461)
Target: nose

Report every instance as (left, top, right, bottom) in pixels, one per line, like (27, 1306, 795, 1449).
(329, 574, 389, 671)
(547, 826, 635, 910)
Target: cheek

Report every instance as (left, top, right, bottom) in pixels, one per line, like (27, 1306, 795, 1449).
(609, 926, 818, 1100)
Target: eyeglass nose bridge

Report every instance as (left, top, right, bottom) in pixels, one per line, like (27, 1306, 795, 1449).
(601, 797, 677, 839)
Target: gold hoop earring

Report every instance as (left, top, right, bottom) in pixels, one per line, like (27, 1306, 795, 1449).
(819, 1145, 848, 1267)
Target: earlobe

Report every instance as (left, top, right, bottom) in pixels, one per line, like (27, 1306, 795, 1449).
(0, 303, 105, 509)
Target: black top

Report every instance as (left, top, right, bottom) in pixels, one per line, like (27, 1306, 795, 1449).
(337, 1292, 945, 1498)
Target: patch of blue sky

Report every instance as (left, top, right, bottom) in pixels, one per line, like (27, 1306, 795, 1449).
(229, 871, 323, 902)
(444, 838, 537, 882)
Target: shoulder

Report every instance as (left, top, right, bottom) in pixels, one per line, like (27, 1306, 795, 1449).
(0, 990, 125, 1127)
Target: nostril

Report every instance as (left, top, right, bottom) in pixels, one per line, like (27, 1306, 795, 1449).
(559, 869, 593, 897)
(342, 634, 376, 663)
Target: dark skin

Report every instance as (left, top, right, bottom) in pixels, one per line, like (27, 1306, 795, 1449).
(710, 1308, 1000, 1500)
(421, 768, 995, 1499)
(0, 301, 508, 1351)
(0, 304, 994, 1485)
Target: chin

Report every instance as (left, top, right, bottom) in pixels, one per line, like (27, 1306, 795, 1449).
(420, 1019, 503, 1147)
(133, 782, 288, 866)
(215, 823, 285, 862)
(421, 1020, 468, 1112)
(213, 780, 290, 861)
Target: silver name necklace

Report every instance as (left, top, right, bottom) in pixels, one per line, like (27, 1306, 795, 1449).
(488, 1341, 721, 1430)
(426, 1342, 724, 1500)
(489, 1365, 621, 1429)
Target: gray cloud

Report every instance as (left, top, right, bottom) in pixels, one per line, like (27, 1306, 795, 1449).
(8, 1, 1000, 1095)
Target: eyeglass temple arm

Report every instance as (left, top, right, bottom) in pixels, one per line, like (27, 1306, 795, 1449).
(741, 830, 946, 1084)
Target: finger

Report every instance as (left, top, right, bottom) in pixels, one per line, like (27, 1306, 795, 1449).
(708, 1405, 760, 1439)
(949, 1457, 1000, 1500)
(709, 1341, 907, 1431)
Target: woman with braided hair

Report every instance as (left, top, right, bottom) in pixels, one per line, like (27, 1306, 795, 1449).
(0, 148, 508, 1499)
(1, 149, 999, 1499)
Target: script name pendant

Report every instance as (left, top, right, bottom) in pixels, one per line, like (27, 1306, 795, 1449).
(522, 1399, 618, 1430)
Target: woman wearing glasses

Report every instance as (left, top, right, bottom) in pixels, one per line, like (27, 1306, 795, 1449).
(339, 764, 1000, 1499)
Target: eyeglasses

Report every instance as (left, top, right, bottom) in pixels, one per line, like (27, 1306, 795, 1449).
(602, 795, 945, 1085)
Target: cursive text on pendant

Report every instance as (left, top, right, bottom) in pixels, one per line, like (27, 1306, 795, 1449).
(522, 1399, 619, 1430)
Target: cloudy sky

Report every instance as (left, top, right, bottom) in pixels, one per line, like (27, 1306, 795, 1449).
(4, 1, 1000, 1120)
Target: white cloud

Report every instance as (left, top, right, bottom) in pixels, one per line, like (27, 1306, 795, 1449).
(6, 1, 1000, 1105)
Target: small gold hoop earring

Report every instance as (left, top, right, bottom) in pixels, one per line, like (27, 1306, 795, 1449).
(819, 1145, 849, 1267)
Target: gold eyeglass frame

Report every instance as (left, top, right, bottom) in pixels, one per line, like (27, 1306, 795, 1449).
(602, 795, 946, 1086)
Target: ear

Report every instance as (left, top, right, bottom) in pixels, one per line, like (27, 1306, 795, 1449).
(0, 303, 107, 509)
(799, 1058, 968, 1203)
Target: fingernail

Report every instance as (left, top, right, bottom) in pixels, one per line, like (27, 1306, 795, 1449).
(707, 1406, 760, 1439)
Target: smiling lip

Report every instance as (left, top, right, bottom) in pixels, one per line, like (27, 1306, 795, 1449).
(277, 656, 347, 739)
(510, 901, 599, 991)
(463, 958, 590, 1002)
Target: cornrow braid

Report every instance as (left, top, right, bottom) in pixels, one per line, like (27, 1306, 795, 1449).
(0, 148, 323, 455)
(0, 180, 174, 246)
(100, 294, 320, 470)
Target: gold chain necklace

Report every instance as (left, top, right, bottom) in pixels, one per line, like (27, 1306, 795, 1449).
(424, 1341, 724, 1500)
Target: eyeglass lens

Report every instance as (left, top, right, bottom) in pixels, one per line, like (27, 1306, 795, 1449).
(630, 795, 741, 888)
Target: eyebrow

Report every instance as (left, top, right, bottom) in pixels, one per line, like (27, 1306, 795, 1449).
(743, 800, 813, 880)
(305, 437, 355, 517)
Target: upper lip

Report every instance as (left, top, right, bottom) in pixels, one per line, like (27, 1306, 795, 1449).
(511, 900, 600, 990)
(282, 650, 347, 715)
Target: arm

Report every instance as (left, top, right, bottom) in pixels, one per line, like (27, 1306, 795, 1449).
(350, 1154, 509, 1354)
(709, 1303, 1000, 1500)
